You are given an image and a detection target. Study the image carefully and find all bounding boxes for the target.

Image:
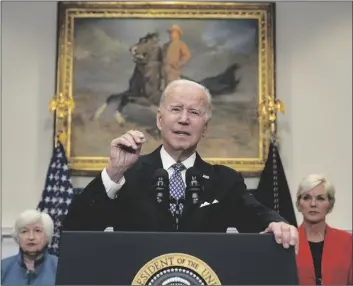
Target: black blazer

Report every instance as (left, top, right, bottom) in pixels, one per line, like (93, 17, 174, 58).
(63, 146, 286, 233)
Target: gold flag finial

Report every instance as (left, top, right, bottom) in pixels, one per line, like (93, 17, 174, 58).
(49, 91, 75, 146)
(259, 95, 285, 142)
(49, 92, 75, 118)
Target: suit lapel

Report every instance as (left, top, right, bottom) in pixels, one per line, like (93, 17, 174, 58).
(321, 224, 336, 284)
(194, 153, 214, 202)
(141, 145, 163, 169)
(297, 224, 316, 283)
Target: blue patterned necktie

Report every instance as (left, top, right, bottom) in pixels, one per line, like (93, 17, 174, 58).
(169, 163, 186, 215)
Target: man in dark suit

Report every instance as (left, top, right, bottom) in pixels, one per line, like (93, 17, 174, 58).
(64, 79, 298, 250)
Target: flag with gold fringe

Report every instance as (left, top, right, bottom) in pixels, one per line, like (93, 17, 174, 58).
(252, 141, 298, 227)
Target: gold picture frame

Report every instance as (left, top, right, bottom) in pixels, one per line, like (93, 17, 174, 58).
(54, 1, 276, 177)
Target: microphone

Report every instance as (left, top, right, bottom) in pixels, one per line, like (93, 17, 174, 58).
(185, 167, 203, 204)
(153, 168, 169, 204)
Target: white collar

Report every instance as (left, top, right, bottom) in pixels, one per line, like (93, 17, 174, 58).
(160, 146, 196, 170)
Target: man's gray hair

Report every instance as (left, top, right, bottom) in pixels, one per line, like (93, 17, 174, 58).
(12, 209, 54, 244)
(159, 79, 213, 121)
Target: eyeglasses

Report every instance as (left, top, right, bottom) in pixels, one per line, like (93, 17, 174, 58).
(167, 105, 205, 118)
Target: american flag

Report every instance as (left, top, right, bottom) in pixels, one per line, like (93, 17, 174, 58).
(37, 141, 82, 256)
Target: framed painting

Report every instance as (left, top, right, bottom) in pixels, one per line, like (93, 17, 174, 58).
(54, 1, 276, 176)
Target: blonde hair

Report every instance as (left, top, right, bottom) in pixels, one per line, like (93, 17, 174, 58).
(296, 174, 336, 213)
(159, 79, 213, 121)
(12, 209, 54, 244)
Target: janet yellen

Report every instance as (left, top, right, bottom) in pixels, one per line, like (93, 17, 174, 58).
(1, 209, 58, 285)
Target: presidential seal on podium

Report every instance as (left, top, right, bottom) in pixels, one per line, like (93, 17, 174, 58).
(131, 253, 221, 285)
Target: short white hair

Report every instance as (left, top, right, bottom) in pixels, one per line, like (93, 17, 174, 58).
(12, 209, 54, 244)
(159, 79, 213, 121)
(296, 174, 336, 212)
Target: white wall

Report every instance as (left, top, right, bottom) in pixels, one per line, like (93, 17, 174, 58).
(275, 2, 352, 227)
(2, 1, 57, 229)
(2, 1, 352, 256)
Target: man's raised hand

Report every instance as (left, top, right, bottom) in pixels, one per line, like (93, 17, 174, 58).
(106, 130, 146, 182)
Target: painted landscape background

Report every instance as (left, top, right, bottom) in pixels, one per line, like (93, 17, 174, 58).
(71, 18, 260, 159)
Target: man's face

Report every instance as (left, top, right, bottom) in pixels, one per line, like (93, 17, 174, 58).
(157, 84, 209, 154)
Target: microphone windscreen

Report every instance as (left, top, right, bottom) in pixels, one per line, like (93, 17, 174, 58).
(185, 167, 201, 182)
(153, 168, 169, 182)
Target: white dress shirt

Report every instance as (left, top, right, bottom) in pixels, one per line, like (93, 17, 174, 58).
(101, 146, 196, 199)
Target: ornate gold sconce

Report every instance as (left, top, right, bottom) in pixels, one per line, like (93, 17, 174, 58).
(259, 95, 285, 143)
